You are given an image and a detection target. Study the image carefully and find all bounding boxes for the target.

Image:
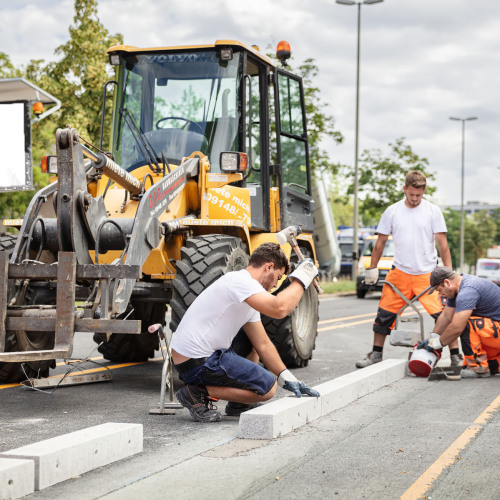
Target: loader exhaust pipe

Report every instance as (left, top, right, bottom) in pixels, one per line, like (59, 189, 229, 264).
(81, 145, 142, 195)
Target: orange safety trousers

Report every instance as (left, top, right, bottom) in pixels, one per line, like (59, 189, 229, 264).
(461, 317, 500, 375)
(373, 267, 443, 335)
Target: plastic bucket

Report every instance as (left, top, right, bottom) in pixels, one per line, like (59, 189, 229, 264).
(408, 346, 441, 377)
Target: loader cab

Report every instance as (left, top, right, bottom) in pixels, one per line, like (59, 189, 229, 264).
(108, 41, 313, 233)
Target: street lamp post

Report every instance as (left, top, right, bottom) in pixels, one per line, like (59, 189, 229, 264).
(449, 116, 478, 272)
(336, 0, 383, 281)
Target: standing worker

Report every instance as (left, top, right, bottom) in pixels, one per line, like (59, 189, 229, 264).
(170, 242, 320, 423)
(356, 170, 461, 368)
(418, 266, 500, 378)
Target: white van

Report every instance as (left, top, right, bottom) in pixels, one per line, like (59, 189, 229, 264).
(476, 258, 500, 286)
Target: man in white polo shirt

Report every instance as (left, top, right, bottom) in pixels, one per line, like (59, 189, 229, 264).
(171, 242, 320, 422)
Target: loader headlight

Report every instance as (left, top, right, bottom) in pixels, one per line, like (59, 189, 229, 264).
(109, 54, 121, 66)
(220, 152, 248, 173)
(219, 48, 233, 61)
(41, 155, 58, 175)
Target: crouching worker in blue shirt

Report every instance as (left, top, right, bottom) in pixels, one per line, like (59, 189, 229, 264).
(170, 242, 320, 422)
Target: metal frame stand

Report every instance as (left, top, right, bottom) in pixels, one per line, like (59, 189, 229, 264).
(382, 280, 429, 347)
(149, 325, 182, 415)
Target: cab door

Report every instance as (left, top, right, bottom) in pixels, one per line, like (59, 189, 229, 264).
(242, 53, 271, 231)
(274, 69, 314, 232)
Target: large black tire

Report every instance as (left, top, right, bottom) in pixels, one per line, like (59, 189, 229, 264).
(0, 233, 17, 253)
(356, 288, 367, 299)
(169, 235, 249, 332)
(0, 234, 55, 382)
(93, 302, 166, 362)
(262, 249, 319, 368)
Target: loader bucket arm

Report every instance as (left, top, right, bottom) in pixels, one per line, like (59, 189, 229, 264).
(113, 157, 200, 314)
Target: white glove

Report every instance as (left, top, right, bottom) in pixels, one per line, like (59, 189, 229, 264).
(289, 258, 319, 289)
(417, 332, 443, 352)
(364, 267, 379, 285)
(278, 368, 298, 387)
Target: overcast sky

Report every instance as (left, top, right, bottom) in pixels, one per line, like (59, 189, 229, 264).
(1, 0, 499, 206)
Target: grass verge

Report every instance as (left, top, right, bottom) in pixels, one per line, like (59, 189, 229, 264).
(319, 278, 355, 294)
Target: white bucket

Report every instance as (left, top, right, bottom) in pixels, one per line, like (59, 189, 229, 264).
(408, 346, 441, 377)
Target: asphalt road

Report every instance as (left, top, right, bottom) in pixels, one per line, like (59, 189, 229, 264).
(1, 291, 499, 499)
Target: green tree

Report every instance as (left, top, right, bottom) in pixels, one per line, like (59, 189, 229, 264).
(464, 211, 496, 267)
(442, 209, 461, 268)
(341, 138, 436, 224)
(0, 52, 21, 78)
(41, 0, 122, 148)
(444, 209, 496, 269)
(330, 192, 353, 227)
(489, 207, 500, 245)
(266, 51, 343, 175)
(0, 0, 123, 226)
(297, 58, 343, 175)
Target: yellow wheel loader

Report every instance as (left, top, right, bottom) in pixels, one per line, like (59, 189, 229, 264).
(0, 41, 329, 382)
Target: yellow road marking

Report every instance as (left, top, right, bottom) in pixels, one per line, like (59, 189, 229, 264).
(0, 354, 169, 390)
(319, 307, 425, 333)
(319, 312, 376, 325)
(400, 393, 500, 500)
(55, 355, 103, 367)
(0, 382, 18, 390)
(0, 361, 147, 390)
(319, 318, 375, 332)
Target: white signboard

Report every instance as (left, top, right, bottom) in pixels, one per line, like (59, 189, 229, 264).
(0, 102, 32, 191)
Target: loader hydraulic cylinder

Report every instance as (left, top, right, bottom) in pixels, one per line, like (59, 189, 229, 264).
(82, 145, 142, 195)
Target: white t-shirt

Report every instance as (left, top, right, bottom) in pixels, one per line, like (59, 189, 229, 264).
(170, 269, 265, 358)
(376, 198, 447, 275)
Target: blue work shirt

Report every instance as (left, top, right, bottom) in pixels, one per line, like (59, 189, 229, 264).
(446, 274, 500, 321)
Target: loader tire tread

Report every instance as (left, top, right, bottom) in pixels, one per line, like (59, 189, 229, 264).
(0, 234, 51, 382)
(262, 249, 319, 368)
(93, 303, 166, 363)
(169, 235, 249, 332)
(0, 234, 17, 254)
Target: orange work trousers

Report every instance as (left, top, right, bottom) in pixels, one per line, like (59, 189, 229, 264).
(373, 267, 443, 335)
(461, 317, 500, 375)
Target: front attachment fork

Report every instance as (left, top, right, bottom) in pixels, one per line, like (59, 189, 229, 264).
(0, 251, 142, 362)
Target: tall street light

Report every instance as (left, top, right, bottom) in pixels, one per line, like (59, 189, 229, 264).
(336, 0, 384, 281)
(449, 116, 478, 272)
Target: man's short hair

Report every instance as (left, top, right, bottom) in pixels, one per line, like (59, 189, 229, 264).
(249, 242, 290, 274)
(405, 170, 427, 189)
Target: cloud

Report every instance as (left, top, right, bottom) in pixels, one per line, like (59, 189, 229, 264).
(2, 0, 499, 205)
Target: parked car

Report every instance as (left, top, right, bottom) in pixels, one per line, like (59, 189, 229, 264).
(476, 258, 500, 286)
(339, 239, 363, 277)
(337, 226, 375, 277)
(356, 235, 395, 298)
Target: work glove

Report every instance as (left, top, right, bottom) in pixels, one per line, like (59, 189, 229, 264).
(278, 369, 320, 398)
(289, 258, 319, 289)
(417, 332, 443, 352)
(364, 267, 379, 285)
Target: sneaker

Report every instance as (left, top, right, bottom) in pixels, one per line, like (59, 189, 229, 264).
(175, 385, 222, 422)
(460, 369, 491, 379)
(355, 351, 382, 369)
(225, 402, 263, 417)
(450, 353, 464, 367)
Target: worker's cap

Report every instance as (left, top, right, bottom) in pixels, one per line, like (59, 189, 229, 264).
(427, 266, 455, 294)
